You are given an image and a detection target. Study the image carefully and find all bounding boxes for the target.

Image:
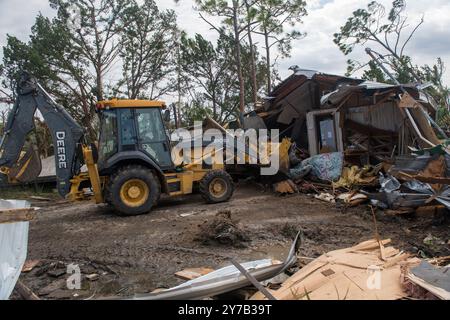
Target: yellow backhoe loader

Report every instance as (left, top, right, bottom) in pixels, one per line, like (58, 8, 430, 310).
(0, 73, 236, 215)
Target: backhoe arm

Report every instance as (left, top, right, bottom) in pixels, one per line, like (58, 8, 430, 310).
(0, 73, 85, 197)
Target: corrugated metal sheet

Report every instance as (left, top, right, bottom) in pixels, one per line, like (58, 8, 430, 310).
(346, 102, 402, 132)
(0, 200, 31, 300)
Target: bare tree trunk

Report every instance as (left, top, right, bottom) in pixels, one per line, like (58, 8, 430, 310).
(245, 1, 258, 104)
(91, 6, 104, 102)
(177, 48, 182, 128)
(264, 27, 271, 94)
(232, 0, 245, 119)
(95, 66, 104, 101)
(212, 92, 218, 120)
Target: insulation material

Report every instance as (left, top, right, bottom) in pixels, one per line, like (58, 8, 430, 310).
(0, 200, 31, 300)
(333, 165, 381, 189)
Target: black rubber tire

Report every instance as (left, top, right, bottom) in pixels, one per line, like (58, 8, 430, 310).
(199, 170, 234, 204)
(107, 165, 161, 216)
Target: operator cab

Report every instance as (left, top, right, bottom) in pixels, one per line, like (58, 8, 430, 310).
(95, 99, 174, 173)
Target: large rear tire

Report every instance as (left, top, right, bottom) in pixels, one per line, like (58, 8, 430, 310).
(199, 170, 234, 204)
(107, 165, 161, 216)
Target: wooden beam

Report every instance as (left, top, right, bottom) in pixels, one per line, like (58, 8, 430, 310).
(398, 172, 450, 185)
(0, 208, 36, 224)
(15, 281, 40, 300)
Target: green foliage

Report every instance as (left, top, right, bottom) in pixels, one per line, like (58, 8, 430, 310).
(1, 0, 179, 141)
(254, 0, 307, 56)
(1, 0, 310, 135)
(116, 0, 179, 99)
(334, 0, 409, 56)
(335, 0, 449, 112)
(418, 58, 450, 109)
(1, 13, 97, 139)
(180, 100, 213, 126)
(360, 61, 390, 83)
(180, 32, 266, 125)
(253, 0, 307, 92)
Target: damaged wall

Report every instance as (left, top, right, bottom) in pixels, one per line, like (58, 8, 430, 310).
(250, 69, 444, 166)
(346, 102, 403, 133)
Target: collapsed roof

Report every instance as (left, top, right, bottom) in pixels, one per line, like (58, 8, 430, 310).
(250, 69, 445, 166)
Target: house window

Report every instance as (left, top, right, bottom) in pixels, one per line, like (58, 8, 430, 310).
(317, 115, 338, 153)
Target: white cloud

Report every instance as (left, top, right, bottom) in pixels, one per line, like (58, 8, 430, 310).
(0, 0, 54, 53)
(277, 0, 450, 83)
(0, 0, 449, 87)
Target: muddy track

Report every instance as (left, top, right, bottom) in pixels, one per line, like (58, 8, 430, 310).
(15, 182, 450, 299)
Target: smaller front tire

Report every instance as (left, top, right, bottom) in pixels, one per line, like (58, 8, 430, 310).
(199, 170, 234, 204)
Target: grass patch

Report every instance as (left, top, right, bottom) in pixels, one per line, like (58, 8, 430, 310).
(0, 185, 58, 200)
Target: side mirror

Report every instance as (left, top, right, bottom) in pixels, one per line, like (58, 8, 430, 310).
(163, 109, 171, 123)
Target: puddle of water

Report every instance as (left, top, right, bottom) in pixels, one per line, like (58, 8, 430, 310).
(248, 243, 289, 262)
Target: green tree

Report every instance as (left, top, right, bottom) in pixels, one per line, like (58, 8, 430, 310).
(49, 0, 134, 101)
(116, 0, 179, 99)
(335, 0, 449, 111)
(195, 0, 248, 118)
(253, 0, 307, 93)
(419, 58, 450, 110)
(180, 33, 266, 125)
(179, 100, 212, 126)
(2, 14, 97, 139)
(1, 0, 180, 140)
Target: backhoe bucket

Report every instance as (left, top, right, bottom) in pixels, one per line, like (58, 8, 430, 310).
(7, 145, 42, 183)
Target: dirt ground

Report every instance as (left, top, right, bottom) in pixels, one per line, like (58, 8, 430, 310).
(9, 181, 450, 300)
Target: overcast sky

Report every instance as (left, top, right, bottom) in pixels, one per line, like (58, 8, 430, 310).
(1, 0, 450, 93)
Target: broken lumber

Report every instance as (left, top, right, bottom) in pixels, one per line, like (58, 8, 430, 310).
(29, 196, 52, 202)
(274, 180, 298, 194)
(0, 208, 36, 224)
(251, 239, 416, 300)
(175, 268, 215, 281)
(22, 260, 41, 273)
(15, 281, 40, 300)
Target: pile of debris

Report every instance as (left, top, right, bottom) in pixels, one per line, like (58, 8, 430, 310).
(272, 143, 450, 220)
(249, 239, 449, 300)
(236, 67, 450, 218)
(248, 68, 443, 167)
(365, 145, 450, 214)
(122, 236, 449, 301)
(195, 210, 250, 248)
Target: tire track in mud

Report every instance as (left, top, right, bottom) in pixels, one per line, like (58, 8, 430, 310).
(21, 185, 449, 298)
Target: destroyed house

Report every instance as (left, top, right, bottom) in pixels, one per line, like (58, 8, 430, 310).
(250, 69, 443, 166)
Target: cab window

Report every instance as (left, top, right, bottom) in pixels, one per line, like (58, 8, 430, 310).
(136, 109, 172, 167)
(99, 110, 118, 162)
